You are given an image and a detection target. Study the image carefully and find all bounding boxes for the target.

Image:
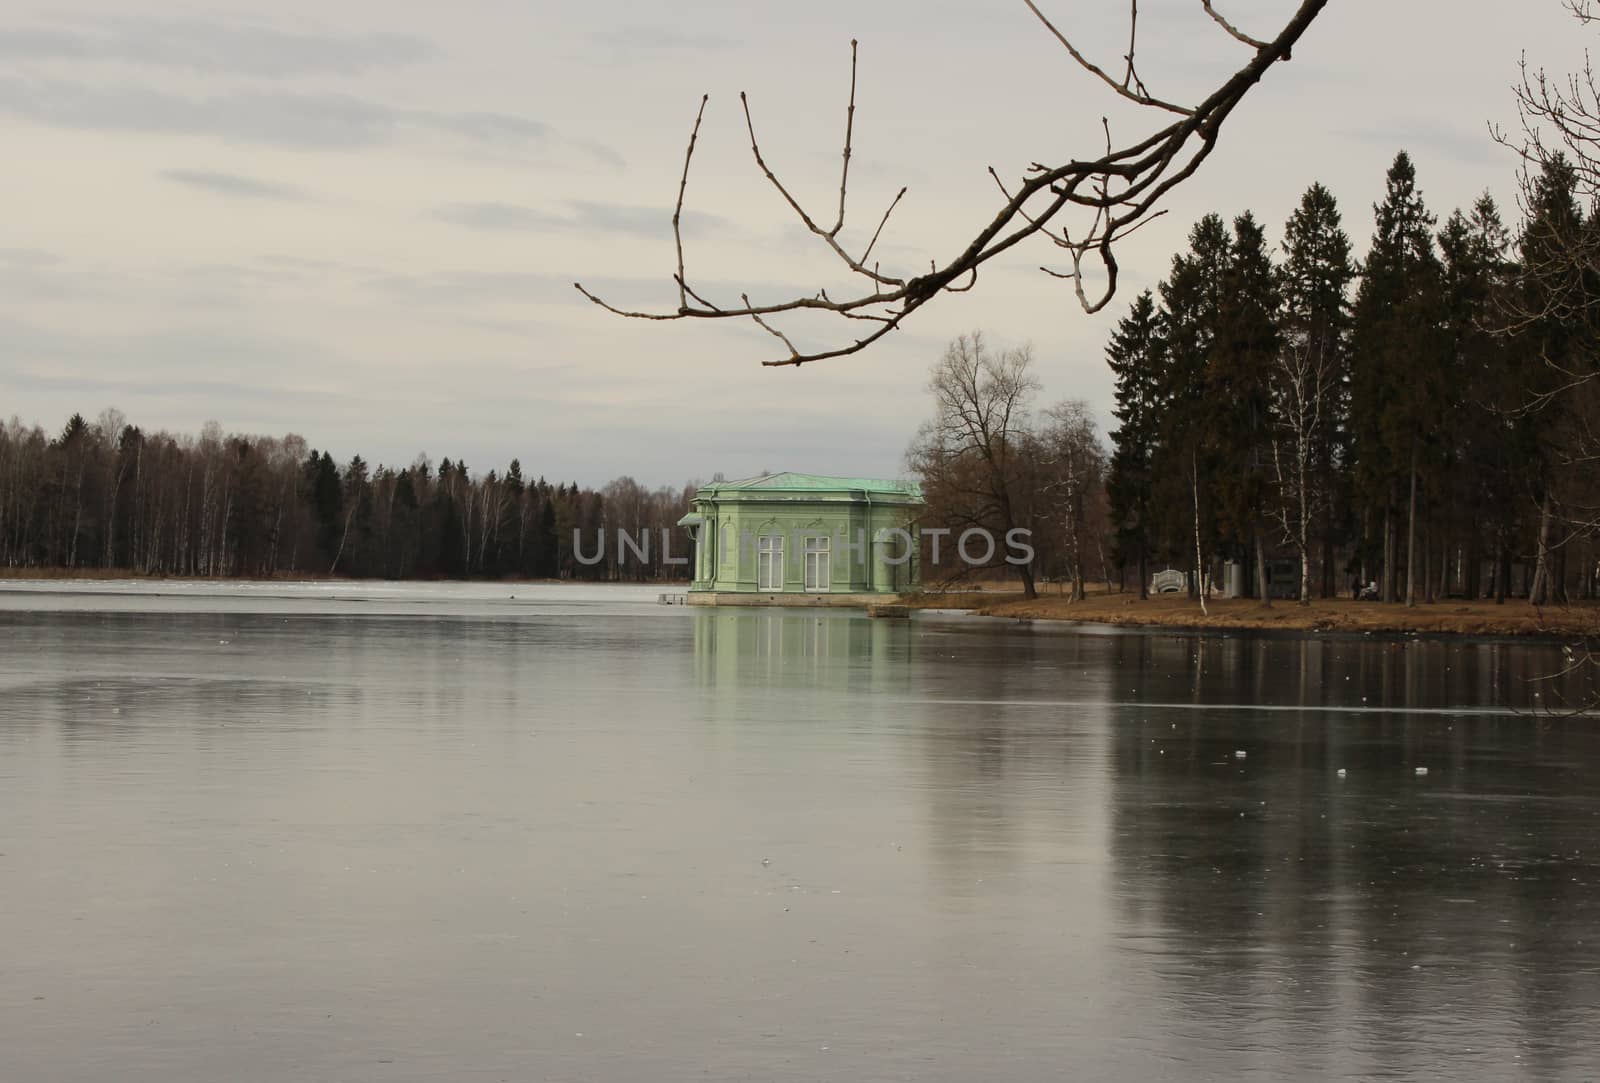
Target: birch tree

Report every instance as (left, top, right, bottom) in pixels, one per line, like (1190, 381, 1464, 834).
(1269, 340, 1336, 605)
(1272, 183, 1353, 604)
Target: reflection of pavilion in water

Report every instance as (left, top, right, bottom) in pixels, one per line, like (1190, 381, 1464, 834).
(692, 608, 916, 692)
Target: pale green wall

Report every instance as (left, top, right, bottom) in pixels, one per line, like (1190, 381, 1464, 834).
(688, 495, 920, 594)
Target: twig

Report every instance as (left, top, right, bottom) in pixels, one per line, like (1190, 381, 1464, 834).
(1022, 0, 1194, 115)
(1123, 0, 1142, 92)
(860, 186, 907, 267)
(832, 40, 858, 237)
(1202, 1, 1269, 50)
(671, 95, 710, 311)
(740, 89, 903, 287)
(742, 292, 802, 359)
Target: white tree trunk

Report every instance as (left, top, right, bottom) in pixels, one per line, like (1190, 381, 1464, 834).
(1193, 455, 1207, 616)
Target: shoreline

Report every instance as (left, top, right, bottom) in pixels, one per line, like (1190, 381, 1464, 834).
(0, 569, 683, 588)
(900, 590, 1600, 639)
(2, 570, 1594, 639)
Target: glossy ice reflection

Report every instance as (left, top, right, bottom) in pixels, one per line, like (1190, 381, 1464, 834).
(1, 582, 1596, 1081)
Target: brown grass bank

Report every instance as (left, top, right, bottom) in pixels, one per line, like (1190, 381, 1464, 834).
(902, 588, 1600, 638)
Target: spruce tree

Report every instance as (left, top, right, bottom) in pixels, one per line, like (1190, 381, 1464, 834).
(1106, 290, 1164, 597)
(433, 457, 464, 577)
(303, 450, 343, 569)
(1210, 212, 1282, 601)
(391, 468, 420, 578)
(1351, 151, 1443, 604)
(1157, 214, 1232, 600)
(533, 482, 559, 578)
(1438, 196, 1514, 600)
(502, 458, 526, 575)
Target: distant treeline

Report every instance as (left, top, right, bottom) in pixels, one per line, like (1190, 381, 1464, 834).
(1103, 151, 1600, 604)
(0, 413, 697, 581)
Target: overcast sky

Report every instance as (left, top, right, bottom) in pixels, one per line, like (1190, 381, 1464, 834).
(0, 1, 1588, 487)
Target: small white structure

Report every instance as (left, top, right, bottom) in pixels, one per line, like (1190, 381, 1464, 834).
(1151, 568, 1187, 594)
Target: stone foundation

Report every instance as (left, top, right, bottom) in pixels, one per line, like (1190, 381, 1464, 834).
(686, 591, 902, 608)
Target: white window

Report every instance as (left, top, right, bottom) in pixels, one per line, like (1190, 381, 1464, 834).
(757, 534, 783, 591)
(803, 535, 831, 592)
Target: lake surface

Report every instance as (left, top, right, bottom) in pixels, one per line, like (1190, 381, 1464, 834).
(2, 581, 1598, 1081)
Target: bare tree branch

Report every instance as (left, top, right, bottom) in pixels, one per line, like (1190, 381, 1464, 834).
(1121, 0, 1150, 98)
(741, 292, 802, 359)
(575, 0, 1329, 365)
(833, 39, 858, 237)
(1202, 1, 1270, 50)
(739, 88, 904, 289)
(1023, 0, 1193, 116)
(671, 95, 709, 310)
(860, 186, 907, 268)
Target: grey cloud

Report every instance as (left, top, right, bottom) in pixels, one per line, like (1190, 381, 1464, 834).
(587, 27, 734, 52)
(438, 111, 550, 144)
(448, 401, 912, 488)
(431, 203, 570, 232)
(363, 269, 565, 308)
(160, 262, 327, 297)
(571, 201, 726, 238)
(1333, 121, 1504, 169)
(0, 16, 434, 77)
(364, 268, 809, 312)
(776, 221, 931, 270)
(0, 250, 116, 301)
(0, 247, 61, 267)
(1, 316, 329, 367)
(162, 168, 313, 201)
(14, 370, 354, 409)
(0, 77, 410, 149)
(255, 253, 382, 276)
(0, 316, 363, 408)
(430, 200, 727, 238)
(0, 76, 606, 160)
(446, 316, 561, 339)
(567, 138, 626, 171)
(0, 250, 346, 308)
(0, 28, 92, 61)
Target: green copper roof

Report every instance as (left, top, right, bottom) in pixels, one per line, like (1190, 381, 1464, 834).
(699, 472, 922, 499)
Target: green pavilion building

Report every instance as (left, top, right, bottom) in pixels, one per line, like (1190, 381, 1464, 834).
(679, 473, 923, 604)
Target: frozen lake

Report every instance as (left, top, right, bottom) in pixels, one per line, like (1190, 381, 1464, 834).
(2, 580, 1597, 1080)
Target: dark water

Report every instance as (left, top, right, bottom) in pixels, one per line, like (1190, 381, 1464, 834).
(2, 582, 1598, 1081)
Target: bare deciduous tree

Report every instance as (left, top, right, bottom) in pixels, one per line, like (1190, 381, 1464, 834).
(907, 333, 1042, 598)
(577, 0, 1329, 366)
(1494, 2, 1600, 471)
(1498, 3, 1600, 273)
(1037, 401, 1107, 602)
(1492, 0, 1600, 709)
